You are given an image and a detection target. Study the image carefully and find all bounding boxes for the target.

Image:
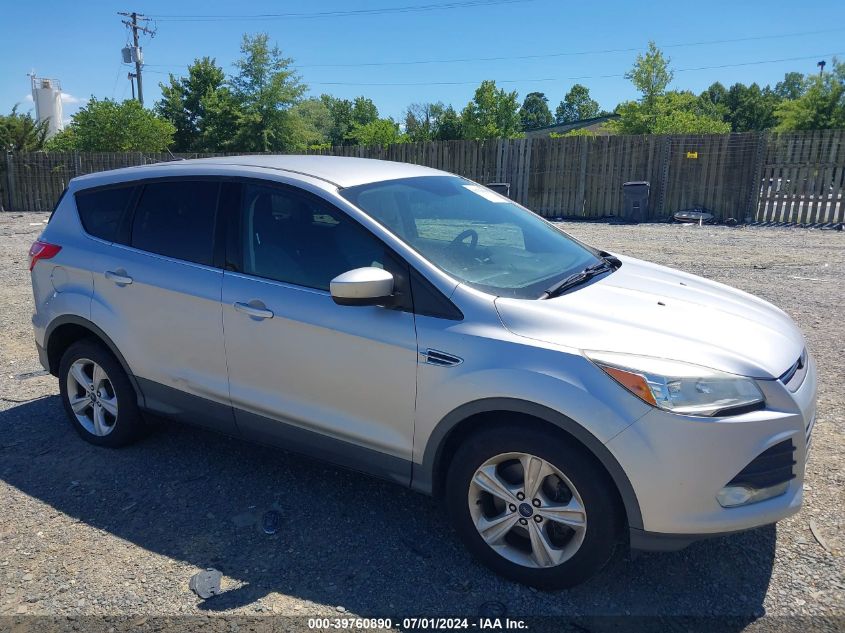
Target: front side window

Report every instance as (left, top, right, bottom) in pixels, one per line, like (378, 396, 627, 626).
(241, 183, 386, 291)
(130, 181, 219, 265)
(75, 185, 135, 242)
(341, 176, 603, 299)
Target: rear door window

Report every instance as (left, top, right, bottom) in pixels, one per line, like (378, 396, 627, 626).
(130, 180, 220, 266)
(75, 185, 135, 242)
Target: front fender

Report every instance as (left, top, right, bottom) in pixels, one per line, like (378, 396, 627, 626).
(413, 395, 644, 530)
(412, 355, 651, 530)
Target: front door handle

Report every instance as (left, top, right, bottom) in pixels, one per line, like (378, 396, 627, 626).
(233, 301, 274, 320)
(104, 270, 133, 285)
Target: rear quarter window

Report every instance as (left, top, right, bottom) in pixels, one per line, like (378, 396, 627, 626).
(74, 186, 136, 242)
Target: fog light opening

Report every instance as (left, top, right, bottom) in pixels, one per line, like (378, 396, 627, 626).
(716, 481, 790, 508)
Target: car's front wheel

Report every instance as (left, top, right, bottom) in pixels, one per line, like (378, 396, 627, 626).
(58, 339, 144, 447)
(445, 424, 621, 589)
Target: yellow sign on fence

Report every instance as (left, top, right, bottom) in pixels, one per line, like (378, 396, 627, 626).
(686, 151, 699, 159)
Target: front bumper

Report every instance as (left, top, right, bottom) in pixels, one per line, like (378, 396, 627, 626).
(609, 354, 817, 546)
(629, 526, 759, 552)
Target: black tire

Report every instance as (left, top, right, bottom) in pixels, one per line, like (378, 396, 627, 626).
(58, 338, 145, 447)
(445, 424, 622, 589)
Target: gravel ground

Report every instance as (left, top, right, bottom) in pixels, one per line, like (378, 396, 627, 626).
(0, 212, 842, 629)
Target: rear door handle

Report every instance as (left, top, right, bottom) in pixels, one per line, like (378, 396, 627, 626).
(233, 301, 274, 320)
(104, 270, 133, 285)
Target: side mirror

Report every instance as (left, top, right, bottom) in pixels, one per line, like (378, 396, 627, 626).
(330, 267, 394, 307)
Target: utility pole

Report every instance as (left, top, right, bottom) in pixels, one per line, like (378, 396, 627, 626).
(118, 12, 155, 105)
(128, 72, 136, 100)
(818, 60, 827, 77)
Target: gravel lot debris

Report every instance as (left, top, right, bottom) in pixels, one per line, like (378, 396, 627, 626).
(0, 212, 842, 628)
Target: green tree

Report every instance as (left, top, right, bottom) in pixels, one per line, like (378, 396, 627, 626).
(0, 105, 49, 151)
(774, 72, 807, 101)
(611, 92, 730, 135)
(404, 102, 446, 141)
(156, 57, 229, 151)
(626, 41, 673, 104)
(519, 92, 553, 130)
(647, 94, 732, 134)
(461, 80, 521, 139)
(229, 33, 306, 151)
(775, 60, 845, 130)
(698, 82, 729, 120)
(45, 98, 174, 151)
(551, 128, 598, 138)
(321, 95, 379, 145)
(321, 95, 352, 146)
(42, 127, 78, 151)
(351, 97, 379, 126)
(555, 84, 600, 123)
(722, 83, 779, 131)
(288, 97, 333, 148)
(347, 118, 405, 147)
(435, 105, 464, 140)
(197, 87, 244, 152)
(611, 44, 727, 134)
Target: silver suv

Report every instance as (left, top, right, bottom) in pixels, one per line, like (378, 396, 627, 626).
(30, 156, 816, 588)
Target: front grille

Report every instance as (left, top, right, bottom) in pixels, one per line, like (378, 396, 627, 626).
(727, 439, 796, 490)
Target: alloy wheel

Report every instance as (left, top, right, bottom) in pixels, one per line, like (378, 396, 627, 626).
(66, 358, 118, 437)
(468, 452, 587, 569)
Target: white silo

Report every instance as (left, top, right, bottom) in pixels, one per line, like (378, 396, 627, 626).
(30, 75, 64, 137)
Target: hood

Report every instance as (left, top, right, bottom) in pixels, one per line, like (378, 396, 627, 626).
(494, 255, 804, 379)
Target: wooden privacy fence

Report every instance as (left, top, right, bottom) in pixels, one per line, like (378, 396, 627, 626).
(0, 152, 227, 213)
(3, 130, 844, 224)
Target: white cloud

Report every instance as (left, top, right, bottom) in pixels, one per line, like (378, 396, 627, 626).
(60, 92, 82, 104)
(22, 93, 34, 102)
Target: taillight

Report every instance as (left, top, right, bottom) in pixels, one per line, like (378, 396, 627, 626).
(29, 240, 62, 271)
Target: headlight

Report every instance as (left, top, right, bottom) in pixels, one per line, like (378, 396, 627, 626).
(586, 352, 764, 417)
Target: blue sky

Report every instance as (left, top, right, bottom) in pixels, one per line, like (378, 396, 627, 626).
(2, 0, 844, 124)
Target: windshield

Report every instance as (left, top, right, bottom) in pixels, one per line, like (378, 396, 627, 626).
(341, 176, 602, 299)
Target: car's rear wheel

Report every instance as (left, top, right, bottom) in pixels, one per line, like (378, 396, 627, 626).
(58, 339, 144, 447)
(445, 424, 621, 589)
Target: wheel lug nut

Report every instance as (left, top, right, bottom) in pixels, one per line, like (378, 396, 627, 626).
(516, 492, 525, 500)
(532, 499, 541, 507)
(534, 515, 542, 523)
(508, 504, 516, 512)
(519, 518, 528, 526)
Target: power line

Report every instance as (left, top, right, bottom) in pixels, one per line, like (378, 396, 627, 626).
(139, 26, 845, 72)
(110, 63, 124, 99)
(294, 27, 845, 68)
(304, 52, 844, 86)
(145, 0, 531, 21)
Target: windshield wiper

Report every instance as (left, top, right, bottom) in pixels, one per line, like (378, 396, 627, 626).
(599, 252, 622, 268)
(541, 261, 613, 299)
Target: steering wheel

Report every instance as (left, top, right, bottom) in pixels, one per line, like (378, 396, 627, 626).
(448, 229, 479, 252)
